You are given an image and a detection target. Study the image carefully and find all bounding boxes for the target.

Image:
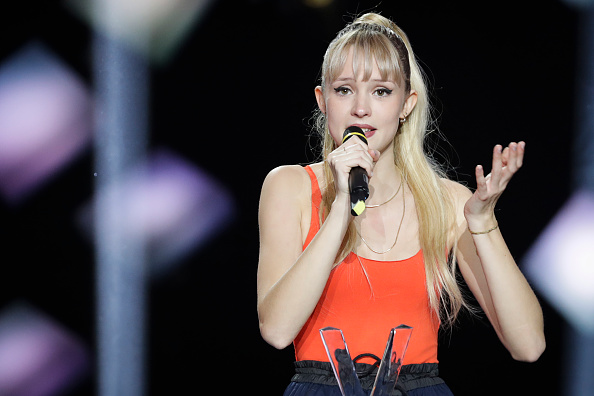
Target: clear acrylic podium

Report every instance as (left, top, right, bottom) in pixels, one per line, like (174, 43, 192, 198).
(320, 325, 413, 396)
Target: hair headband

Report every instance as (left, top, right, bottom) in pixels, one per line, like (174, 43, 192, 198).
(337, 22, 411, 92)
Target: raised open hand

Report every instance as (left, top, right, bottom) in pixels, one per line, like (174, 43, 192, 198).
(464, 142, 525, 221)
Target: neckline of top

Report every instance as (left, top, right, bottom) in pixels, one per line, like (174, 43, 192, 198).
(350, 249, 422, 264)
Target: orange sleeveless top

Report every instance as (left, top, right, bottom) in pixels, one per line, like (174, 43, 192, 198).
(293, 166, 439, 365)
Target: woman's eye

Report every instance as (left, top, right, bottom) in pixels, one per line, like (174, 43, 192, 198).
(333, 86, 351, 95)
(375, 88, 393, 97)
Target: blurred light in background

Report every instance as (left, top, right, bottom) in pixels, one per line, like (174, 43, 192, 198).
(66, 0, 214, 64)
(0, 43, 92, 204)
(84, 0, 224, 391)
(523, 191, 594, 334)
(0, 303, 89, 396)
(79, 149, 235, 276)
(92, 16, 151, 395)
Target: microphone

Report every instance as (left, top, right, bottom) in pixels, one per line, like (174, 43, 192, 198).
(342, 126, 369, 216)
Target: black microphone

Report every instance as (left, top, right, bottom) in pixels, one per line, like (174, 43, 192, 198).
(342, 126, 369, 216)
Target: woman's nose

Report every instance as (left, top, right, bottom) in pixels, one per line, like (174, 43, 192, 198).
(351, 93, 371, 118)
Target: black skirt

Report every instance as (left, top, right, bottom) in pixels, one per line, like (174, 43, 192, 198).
(284, 361, 454, 396)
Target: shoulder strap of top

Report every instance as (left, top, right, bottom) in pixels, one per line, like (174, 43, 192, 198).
(303, 165, 322, 250)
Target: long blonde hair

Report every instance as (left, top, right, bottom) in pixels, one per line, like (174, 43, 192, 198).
(313, 13, 466, 328)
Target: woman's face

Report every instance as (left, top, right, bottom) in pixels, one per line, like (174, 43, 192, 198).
(315, 48, 416, 154)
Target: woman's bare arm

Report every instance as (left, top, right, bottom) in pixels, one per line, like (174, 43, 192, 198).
(453, 142, 545, 362)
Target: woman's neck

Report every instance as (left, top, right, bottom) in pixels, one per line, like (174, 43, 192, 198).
(366, 148, 403, 206)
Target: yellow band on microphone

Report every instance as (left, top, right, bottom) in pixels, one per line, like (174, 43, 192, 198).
(342, 132, 367, 144)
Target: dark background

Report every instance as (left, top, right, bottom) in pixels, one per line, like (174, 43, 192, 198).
(0, 0, 581, 394)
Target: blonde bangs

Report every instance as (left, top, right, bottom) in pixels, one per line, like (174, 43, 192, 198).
(323, 31, 406, 89)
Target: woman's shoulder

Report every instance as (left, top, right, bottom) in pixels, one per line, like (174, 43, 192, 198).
(264, 164, 306, 180)
(260, 164, 320, 204)
(439, 177, 473, 208)
(439, 178, 473, 239)
(259, 164, 319, 232)
(263, 162, 324, 186)
(440, 177, 472, 197)
(263, 164, 313, 185)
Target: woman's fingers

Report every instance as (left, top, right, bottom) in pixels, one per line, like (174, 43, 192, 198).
(504, 141, 526, 171)
(490, 144, 503, 186)
(498, 141, 526, 183)
(327, 139, 378, 194)
(501, 145, 511, 168)
(468, 141, 525, 217)
(369, 148, 381, 162)
(334, 139, 375, 175)
(475, 164, 488, 199)
(477, 141, 526, 196)
(515, 141, 525, 169)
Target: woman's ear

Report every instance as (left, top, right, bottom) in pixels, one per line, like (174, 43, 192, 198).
(314, 86, 326, 115)
(402, 90, 418, 119)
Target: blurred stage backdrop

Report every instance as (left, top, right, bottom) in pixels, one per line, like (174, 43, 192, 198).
(1, 0, 593, 395)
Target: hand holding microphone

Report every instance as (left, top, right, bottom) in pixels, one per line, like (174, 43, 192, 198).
(342, 126, 371, 216)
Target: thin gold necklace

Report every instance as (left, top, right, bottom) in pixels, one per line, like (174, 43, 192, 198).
(365, 180, 402, 208)
(365, 169, 403, 208)
(356, 178, 406, 254)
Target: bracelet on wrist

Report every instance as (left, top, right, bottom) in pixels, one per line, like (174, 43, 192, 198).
(468, 222, 498, 235)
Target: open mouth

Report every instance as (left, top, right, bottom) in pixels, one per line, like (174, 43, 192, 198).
(362, 128, 376, 138)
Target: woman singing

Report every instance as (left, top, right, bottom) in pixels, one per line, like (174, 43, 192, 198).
(257, 12, 545, 395)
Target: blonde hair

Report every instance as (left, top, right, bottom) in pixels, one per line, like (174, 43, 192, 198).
(313, 13, 466, 328)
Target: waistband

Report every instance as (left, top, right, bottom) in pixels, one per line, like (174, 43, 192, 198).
(291, 360, 444, 395)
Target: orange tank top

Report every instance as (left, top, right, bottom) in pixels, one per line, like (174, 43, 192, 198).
(293, 166, 439, 365)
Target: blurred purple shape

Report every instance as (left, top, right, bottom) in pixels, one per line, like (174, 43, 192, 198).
(0, 43, 92, 203)
(0, 304, 89, 396)
(80, 149, 235, 274)
(523, 190, 594, 334)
